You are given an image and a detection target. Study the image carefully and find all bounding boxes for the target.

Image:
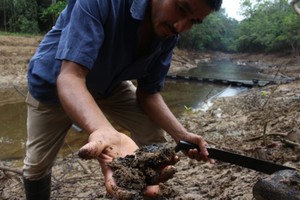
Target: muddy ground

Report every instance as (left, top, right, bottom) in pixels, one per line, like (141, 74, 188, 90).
(0, 35, 299, 199)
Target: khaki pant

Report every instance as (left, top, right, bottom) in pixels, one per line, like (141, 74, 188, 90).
(23, 81, 166, 180)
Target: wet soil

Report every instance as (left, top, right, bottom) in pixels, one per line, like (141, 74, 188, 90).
(0, 35, 300, 199)
(108, 143, 176, 200)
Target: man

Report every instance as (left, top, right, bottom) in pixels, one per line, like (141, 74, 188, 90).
(23, 0, 222, 199)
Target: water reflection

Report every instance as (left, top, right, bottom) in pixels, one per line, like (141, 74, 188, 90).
(180, 61, 274, 81)
(0, 103, 26, 161)
(162, 80, 226, 115)
(0, 102, 89, 166)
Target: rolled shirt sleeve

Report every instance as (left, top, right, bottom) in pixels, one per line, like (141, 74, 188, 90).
(56, 0, 107, 69)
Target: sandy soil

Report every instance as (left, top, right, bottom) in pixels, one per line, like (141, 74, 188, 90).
(0, 35, 300, 199)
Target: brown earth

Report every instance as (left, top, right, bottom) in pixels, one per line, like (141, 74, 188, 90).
(0, 35, 300, 199)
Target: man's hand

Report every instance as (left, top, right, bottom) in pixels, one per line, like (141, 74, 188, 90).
(178, 132, 214, 164)
(78, 130, 177, 199)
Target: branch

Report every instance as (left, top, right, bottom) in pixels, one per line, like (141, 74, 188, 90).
(0, 165, 22, 175)
(281, 138, 300, 147)
(244, 132, 289, 142)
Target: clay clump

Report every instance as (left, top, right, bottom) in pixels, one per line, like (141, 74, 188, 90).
(108, 143, 178, 199)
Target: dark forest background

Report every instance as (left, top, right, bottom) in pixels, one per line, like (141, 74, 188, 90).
(0, 0, 299, 53)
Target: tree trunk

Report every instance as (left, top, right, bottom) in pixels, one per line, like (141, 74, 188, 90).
(291, 0, 300, 16)
(3, 0, 7, 32)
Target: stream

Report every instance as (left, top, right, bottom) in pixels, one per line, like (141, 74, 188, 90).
(0, 61, 275, 166)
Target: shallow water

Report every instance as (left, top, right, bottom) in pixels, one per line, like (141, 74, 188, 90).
(0, 61, 271, 165)
(0, 81, 224, 165)
(180, 61, 274, 81)
(0, 102, 89, 166)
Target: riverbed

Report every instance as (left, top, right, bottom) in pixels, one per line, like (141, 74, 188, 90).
(1, 35, 300, 199)
(0, 60, 276, 164)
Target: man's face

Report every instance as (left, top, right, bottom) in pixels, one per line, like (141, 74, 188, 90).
(150, 0, 213, 39)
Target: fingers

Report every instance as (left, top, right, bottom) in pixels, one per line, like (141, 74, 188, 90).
(197, 137, 209, 156)
(143, 185, 161, 197)
(143, 184, 177, 198)
(155, 155, 179, 171)
(78, 132, 138, 160)
(196, 138, 215, 164)
(108, 185, 169, 199)
(106, 178, 133, 200)
(78, 141, 104, 159)
(187, 147, 215, 164)
(170, 155, 180, 165)
(102, 163, 127, 199)
(182, 135, 215, 163)
(103, 164, 173, 199)
(159, 165, 177, 182)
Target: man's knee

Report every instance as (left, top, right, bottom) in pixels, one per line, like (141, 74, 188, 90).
(23, 154, 54, 180)
(131, 127, 167, 146)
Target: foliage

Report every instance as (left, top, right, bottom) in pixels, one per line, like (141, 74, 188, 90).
(183, 105, 192, 111)
(40, 0, 67, 22)
(236, 0, 300, 53)
(0, 0, 299, 53)
(0, 0, 67, 34)
(178, 9, 239, 52)
(261, 91, 269, 97)
(178, 0, 299, 53)
(6, 0, 40, 34)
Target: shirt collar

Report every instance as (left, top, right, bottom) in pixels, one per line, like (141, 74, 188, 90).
(130, 0, 149, 20)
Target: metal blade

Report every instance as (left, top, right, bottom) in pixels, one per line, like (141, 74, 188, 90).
(175, 140, 295, 174)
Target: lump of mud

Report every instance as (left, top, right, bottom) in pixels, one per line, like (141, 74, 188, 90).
(108, 143, 177, 200)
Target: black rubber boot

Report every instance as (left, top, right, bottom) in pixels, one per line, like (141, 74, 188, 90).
(23, 173, 51, 200)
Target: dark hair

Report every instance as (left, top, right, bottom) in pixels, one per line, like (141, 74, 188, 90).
(206, 0, 223, 11)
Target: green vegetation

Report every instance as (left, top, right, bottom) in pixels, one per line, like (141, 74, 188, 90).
(178, 0, 299, 53)
(0, 0, 67, 33)
(183, 105, 192, 111)
(236, 0, 300, 53)
(0, 0, 299, 53)
(261, 90, 269, 97)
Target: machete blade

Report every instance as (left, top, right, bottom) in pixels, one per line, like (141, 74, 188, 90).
(175, 140, 295, 174)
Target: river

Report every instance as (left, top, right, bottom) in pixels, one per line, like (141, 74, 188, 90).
(0, 61, 275, 166)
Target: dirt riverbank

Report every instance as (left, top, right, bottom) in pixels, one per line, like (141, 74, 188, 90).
(0, 35, 299, 199)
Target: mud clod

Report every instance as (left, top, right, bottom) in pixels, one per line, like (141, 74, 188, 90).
(108, 143, 177, 199)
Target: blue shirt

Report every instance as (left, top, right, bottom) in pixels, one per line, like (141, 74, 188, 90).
(27, 0, 178, 103)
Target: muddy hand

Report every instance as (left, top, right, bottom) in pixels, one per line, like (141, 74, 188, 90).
(78, 140, 105, 159)
(103, 150, 178, 199)
(151, 157, 179, 184)
(179, 133, 214, 163)
(142, 165, 177, 198)
(78, 131, 139, 198)
(102, 165, 178, 199)
(78, 130, 138, 160)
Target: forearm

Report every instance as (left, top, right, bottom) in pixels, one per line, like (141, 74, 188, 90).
(136, 88, 187, 142)
(57, 61, 114, 134)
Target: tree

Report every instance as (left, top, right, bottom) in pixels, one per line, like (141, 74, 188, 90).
(7, 0, 39, 33)
(40, 0, 67, 28)
(290, 0, 300, 15)
(0, 0, 8, 31)
(177, 9, 239, 52)
(236, 0, 300, 53)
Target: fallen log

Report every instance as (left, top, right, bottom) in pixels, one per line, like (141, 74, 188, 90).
(253, 169, 300, 200)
